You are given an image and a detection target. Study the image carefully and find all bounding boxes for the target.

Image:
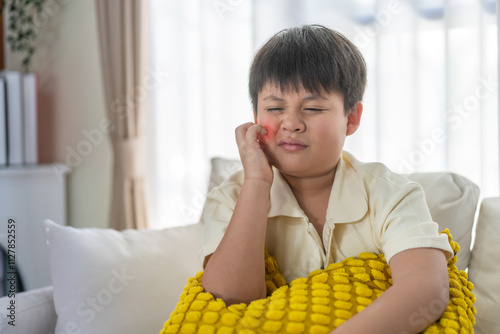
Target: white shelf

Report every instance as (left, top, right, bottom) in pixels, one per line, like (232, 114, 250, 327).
(0, 164, 70, 290)
(0, 164, 71, 177)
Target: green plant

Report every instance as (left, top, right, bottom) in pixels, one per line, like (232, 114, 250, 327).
(1, 0, 47, 71)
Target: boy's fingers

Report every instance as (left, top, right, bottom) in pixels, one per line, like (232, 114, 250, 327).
(245, 124, 268, 142)
(258, 126, 268, 136)
(235, 123, 266, 144)
(235, 122, 254, 143)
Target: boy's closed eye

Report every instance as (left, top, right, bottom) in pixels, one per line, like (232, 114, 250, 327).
(303, 108, 325, 113)
(266, 107, 285, 113)
(265, 107, 326, 113)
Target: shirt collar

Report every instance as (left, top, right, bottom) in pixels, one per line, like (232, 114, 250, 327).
(268, 167, 305, 218)
(267, 151, 368, 224)
(326, 151, 368, 224)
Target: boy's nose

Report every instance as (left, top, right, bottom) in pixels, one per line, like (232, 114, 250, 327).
(281, 113, 305, 132)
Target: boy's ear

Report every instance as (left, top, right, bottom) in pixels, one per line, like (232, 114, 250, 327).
(346, 102, 363, 136)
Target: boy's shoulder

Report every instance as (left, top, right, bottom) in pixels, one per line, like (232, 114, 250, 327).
(342, 151, 420, 192)
(337, 152, 427, 221)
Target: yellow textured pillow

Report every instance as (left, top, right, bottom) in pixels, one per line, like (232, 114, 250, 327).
(160, 229, 475, 334)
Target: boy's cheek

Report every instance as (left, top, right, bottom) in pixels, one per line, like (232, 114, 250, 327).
(258, 122, 278, 142)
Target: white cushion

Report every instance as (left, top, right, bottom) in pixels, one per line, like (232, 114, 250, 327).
(468, 197, 500, 334)
(44, 219, 203, 334)
(207, 158, 479, 270)
(0, 285, 56, 334)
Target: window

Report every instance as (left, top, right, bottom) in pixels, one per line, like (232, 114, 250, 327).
(149, 0, 498, 228)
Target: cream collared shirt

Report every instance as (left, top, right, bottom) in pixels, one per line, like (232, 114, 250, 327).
(200, 151, 453, 283)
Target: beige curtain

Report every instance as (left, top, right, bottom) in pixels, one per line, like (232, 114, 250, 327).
(95, 0, 149, 230)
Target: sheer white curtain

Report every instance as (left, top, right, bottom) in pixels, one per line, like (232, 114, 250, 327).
(149, 0, 498, 228)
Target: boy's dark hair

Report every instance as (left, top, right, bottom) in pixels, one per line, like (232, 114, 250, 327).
(249, 25, 367, 115)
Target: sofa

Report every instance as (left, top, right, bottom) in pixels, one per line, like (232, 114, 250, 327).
(0, 157, 499, 334)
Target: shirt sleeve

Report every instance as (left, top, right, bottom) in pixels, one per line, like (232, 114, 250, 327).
(197, 174, 243, 267)
(376, 181, 454, 264)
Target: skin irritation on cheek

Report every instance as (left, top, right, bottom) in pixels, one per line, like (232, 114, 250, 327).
(260, 123, 277, 141)
(255, 116, 278, 143)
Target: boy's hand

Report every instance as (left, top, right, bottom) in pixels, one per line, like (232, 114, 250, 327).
(235, 122, 273, 184)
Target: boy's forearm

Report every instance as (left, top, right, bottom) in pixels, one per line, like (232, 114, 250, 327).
(332, 249, 449, 334)
(202, 179, 271, 305)
(332, 274, 448, 334)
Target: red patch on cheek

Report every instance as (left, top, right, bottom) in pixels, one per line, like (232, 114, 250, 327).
(258, 122, 277, 142)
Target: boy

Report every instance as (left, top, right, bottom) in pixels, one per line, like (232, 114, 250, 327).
(200, 25, 453, 333)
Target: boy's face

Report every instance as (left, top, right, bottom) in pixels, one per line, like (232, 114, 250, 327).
(255, 83, 362, 178)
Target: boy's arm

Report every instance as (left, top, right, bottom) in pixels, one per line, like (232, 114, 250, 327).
(202, 122, 273, 305)
(332, 247, 449, 334)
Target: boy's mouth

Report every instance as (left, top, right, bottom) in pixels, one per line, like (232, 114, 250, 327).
(278, 139, 308, 151)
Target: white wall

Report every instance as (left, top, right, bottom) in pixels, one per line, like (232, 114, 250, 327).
(5, 0, 111, 228)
